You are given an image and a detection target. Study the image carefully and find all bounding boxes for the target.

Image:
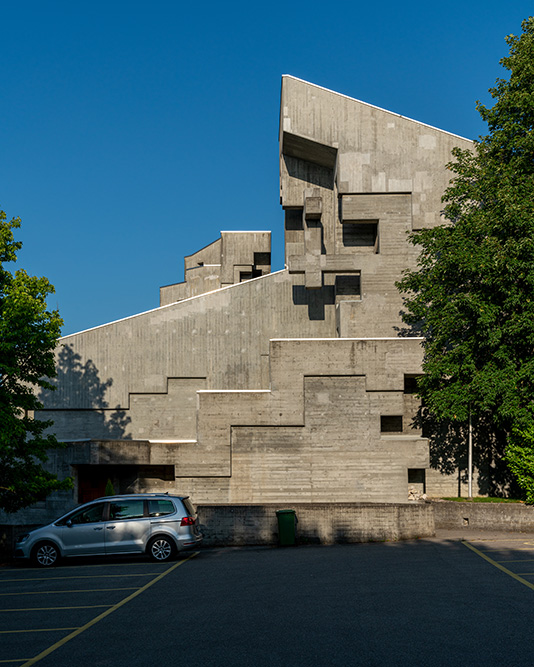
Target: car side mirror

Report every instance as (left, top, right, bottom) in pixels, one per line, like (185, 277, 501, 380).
(66, 519, 73, 527)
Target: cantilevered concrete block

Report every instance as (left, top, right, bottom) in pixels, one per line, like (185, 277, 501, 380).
(304, 196, 322, 221)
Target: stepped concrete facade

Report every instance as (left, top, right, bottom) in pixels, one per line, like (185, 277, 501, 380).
(5, 77, 474, 524)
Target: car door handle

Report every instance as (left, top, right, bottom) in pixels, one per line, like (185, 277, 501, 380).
(93, 527, 103, 531)
(106, 526, 116, 530)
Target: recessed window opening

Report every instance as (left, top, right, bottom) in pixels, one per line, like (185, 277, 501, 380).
(254, 252, 271, 266)
(381, 415, 403, 433)
(342, 221, 378, 252)
(404, 375, 420, 394)
(408, 469, 426, 485)
(76, 464, 175, 503)
(335, 274, 361, 300)
(408, 468, 426, 494)
(285, 208, 304, 230)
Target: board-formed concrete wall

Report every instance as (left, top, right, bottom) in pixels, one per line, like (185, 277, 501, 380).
(1, 77, 476, 526)
(433, 501, 534, 532)
(198, 502, 435, 546)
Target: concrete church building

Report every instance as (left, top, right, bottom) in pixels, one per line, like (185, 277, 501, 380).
(17, 77, 474, 522)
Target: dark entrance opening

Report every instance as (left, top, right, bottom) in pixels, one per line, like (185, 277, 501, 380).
(76, 465, 175, 503)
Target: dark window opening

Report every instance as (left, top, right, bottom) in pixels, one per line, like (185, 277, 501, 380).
(404, 375, 421, 394)
(76, 464, 175, 504)
(335, 274, 361, 300)
(408, 469, 426, 485)
(342, 221, 378, 252)
(408, 468, 426, 494)
(285, 208, 303, 230)
(254, 252, 271, 267)
(380, 415, 403, 433)
(240, 271, 253, 282)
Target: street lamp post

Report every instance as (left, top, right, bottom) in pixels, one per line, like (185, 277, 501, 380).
(468, 412, 473, 499)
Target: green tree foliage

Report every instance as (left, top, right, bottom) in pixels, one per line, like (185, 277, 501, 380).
(105, 478, 115, 496)
(0, 210, 72, 512)
(505, 427, 534, 503)
(397, 18, 534, 494)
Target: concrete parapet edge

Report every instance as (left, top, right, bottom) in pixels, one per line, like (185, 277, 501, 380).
(197, 502, 434, 547)
(432, 500, 534, 532)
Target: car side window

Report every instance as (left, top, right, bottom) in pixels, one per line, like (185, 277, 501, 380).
(68, 503, 105, 525)
(148, 499, 176, 517)
(109, 499, 145, 520)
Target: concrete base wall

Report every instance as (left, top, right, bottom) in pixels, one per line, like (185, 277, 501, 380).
(0, 504, 433, 562)
(197, 502, 435, 546)
(432, 501, 534, 532)
(8, 502, 534, 561)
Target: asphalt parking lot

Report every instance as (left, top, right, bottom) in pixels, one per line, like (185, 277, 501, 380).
(3, 534, 534, 666)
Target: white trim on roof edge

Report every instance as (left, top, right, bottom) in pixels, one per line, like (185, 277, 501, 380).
(270, 337, 424, 342)
(61, 269, 287, 340)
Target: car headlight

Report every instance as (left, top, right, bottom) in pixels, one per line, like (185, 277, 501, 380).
(16, 533, 30, 543)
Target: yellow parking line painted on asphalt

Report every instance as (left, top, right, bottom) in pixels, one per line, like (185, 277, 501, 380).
(4, 573, 163, 582)
(0, 659, 31, 664)
(0, 561, 170, 575)
(497, 559, 534, 563)
(0, 605, 112, 612)
(0, 587, 138, 596)
(463, 541, 534, 591)
(20, 552, 198, 667)
(470, 537, 534, 542)
(0, 628, 79, 635)
(475, 548, 534, 554)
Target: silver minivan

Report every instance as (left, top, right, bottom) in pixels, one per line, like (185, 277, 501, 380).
(14, 493, 203, 567)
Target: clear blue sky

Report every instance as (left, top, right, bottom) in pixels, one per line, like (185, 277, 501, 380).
(1, 1, 531, 335)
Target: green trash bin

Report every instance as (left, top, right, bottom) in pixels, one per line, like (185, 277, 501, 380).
(276, 509, 297, 546)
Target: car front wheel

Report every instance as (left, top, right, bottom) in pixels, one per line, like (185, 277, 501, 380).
(148, 536, 175, 562)
(32, 541, 60, 567)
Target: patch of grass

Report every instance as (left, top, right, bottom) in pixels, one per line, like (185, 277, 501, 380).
(441, 497, 523, 503)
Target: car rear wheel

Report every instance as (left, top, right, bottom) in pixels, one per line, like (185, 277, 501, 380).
(32, 541, 60, 567)
(148, 536, 175, 562)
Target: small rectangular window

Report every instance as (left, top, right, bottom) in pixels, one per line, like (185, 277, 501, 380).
(254, 252, 271, 266)
(285, 208, 303, 231)
(381, 415, 403, 433)
(404, 375, 420, 394)
(335, 274, 361, 300)
(408, 469, 425, 485)
(342, 221, 378, 252)
(408, 468, 426, 495)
